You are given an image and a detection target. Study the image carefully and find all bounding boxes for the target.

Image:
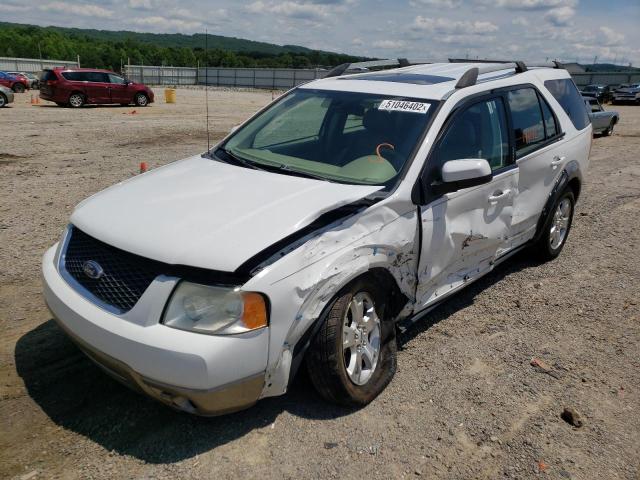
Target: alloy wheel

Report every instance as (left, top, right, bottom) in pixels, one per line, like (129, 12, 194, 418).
(342, 292, 381, 386)
(549, 198, 572, 249)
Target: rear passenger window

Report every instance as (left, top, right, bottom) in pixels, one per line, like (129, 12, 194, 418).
(85, 72, 108, 83)
(433, 97, 510, 173)
(61, 71, 86, 81)
(539, 94, 559, 138)
(507, 88, 545, 156)
(544, 79, 590, 131)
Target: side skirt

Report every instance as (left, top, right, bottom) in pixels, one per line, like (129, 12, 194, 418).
(397, 242, 529, 334)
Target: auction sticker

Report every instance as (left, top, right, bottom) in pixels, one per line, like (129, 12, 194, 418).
(378, 100, 430, 114)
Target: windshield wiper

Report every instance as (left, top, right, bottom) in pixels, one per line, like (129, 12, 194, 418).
(267, 164, 335, 182)
(211, 147, 265, 171)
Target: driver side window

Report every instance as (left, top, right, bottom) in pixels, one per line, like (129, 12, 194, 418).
(432, 97, 510, 179)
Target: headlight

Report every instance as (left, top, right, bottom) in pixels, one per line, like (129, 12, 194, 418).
(162, 282, 268, 335)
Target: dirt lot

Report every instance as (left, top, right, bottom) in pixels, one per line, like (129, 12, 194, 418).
(1, 88, 639, 480)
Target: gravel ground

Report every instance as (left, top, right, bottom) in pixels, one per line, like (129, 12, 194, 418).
(0, 88, 638, 480)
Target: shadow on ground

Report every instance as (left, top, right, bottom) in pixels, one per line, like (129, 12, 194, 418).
(16, 250, 540, 464)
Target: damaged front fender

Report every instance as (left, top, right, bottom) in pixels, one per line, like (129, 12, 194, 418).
(242, 199, 419, 398)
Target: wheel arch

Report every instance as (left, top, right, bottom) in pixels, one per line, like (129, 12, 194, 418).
(286, 267, 408, 392)
(533, 161, 581, 242)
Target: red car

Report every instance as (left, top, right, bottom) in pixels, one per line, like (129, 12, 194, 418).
(0, 71, 28, 93)
(39, 68, 154, 108)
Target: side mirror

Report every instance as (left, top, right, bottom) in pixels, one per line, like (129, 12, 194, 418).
(437, 158, 492, 194)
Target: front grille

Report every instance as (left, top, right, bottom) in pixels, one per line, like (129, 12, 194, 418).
(62, 227, 164, 313)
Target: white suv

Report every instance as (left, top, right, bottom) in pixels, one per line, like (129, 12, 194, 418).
(43, 60, 592, 415)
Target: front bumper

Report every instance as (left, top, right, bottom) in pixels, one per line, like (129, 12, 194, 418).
(2, 89, 14, 103)
(42, 245, 269, 415)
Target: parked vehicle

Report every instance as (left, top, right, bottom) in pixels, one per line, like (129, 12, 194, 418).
(0, 85, 15, 107)
(43, 60, 591, 415)
(0, 71, 28, 93)
(580, 84, 611, 103)
(8, 71, 39, 89)
(6, 72, 32, 90)
(583, 95, 619, 136)
(612, 83, 640, 104)
(39, 68, 154, 107)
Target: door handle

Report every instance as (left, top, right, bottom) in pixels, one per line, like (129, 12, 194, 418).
(551, 155, 565, 169)
(488, 189, 511, 204)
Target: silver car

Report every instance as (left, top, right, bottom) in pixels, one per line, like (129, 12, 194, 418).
(0, 85, 15, 107)
(583, 95, 619, 136)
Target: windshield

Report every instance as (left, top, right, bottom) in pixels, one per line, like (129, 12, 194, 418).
(221, 89, 437, 187)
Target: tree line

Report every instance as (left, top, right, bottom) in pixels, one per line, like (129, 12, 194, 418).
(0, 23, 365, 72)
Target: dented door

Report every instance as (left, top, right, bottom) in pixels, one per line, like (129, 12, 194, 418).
(414, 95, 517, 310)
(416, 170, 517, 309)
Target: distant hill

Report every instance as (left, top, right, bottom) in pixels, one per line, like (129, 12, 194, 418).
(0, 22, 322, 56)
(581, 63, 639, 73)
(0, 22, 365, 70)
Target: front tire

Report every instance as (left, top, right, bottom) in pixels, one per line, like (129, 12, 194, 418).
(134, 93, 149, 107)
(306, 277, 397, 407)
(532, 190, 575, 261)
(0, 93, 7, 107)
(12, 83, 25, 93)
(602, 121, 614, 136)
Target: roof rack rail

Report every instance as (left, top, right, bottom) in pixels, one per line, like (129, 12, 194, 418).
(324, 58, 431, 78)
(454, 62, 528, 88)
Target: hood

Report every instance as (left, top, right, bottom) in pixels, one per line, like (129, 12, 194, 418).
(616, 87, 640, 93)
(71, 155, 382, 272)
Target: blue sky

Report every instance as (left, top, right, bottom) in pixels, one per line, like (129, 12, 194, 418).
(1, 0, 638, 65)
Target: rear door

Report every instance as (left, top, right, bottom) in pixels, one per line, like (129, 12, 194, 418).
(38, 70, 58, 97)
(83, 72, 111, 104)
(416, 96, 517, 309)
(507, 86, 567, 246)
(107, 73, 131, 104)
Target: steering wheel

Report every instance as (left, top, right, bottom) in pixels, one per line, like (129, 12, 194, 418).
(375, 143, 404, 170)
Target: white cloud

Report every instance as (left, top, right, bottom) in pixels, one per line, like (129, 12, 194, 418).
(412, 16, 499, 35)
(599, 26, 624, 47)
(0, 4, 30, 12)
(39, 2, 114, 18)
(511, 16, 529, 27)
(132, 16, 202, 31)
(410, 0, 462, 8)
(495, 0, 576, 10)
(544, 6, 576, 26)
(245, 0, 348, 21)
(372, 39, 406, 49)
(351, 37, 364, 46)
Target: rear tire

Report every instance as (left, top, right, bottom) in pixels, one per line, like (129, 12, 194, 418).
(532, 190, 575, 261)
(12, 83, 25, 93)
(68, 93, 84, 108)
(134, 93, 148, 107)
(0, 93, 6, 107)
(306, 277, 397, 407)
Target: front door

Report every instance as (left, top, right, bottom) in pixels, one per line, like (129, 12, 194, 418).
(416, 96, 517, 310)
(107, 73, 131, 104)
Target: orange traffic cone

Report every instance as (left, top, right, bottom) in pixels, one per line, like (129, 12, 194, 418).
(139, 162, 149, 173)
(30, 94, 34, 105)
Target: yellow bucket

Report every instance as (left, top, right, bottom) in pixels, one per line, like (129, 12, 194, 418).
(164, 88, 176, 103)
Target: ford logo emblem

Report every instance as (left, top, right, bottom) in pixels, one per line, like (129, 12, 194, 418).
(82, 260, 104, 280)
